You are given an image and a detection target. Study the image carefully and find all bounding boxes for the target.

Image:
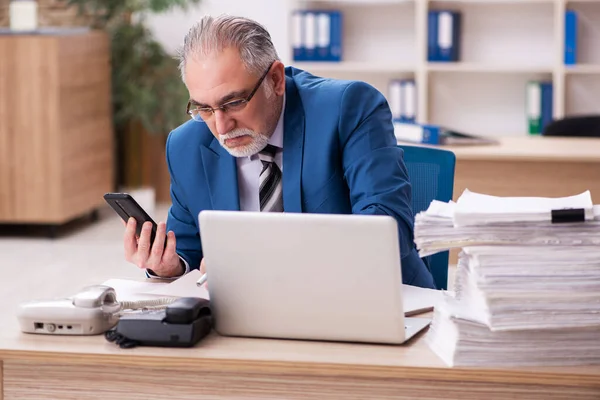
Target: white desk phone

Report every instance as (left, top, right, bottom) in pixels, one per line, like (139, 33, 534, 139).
(17, 285, 176, 335)
(17, 285, 213, 348)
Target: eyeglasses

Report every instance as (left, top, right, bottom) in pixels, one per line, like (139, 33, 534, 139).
(186, 61, 275, 122)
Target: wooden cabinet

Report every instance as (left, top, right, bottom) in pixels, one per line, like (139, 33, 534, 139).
(0, 30, 114, 224)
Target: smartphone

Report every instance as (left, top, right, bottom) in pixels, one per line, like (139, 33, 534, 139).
(103, 193, 158, 245)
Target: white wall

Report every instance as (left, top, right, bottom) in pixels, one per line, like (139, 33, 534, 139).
(144, 0, 292, 63)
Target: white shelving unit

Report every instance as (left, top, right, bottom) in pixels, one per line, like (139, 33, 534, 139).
(289, 0, 600, 136)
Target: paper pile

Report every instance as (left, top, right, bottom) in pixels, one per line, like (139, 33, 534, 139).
(419, 190, 600, 366)
(414, 190, 600, 257)
(427, 297, 600, 367)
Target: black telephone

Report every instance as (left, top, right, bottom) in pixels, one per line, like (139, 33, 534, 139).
(105, 297, 212, 348)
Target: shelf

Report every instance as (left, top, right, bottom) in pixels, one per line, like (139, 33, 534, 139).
(292, 62, 415, 73)
(427, 63, 553, 74)
(291, 62, 415, 102)
(565, 2, 600, 66)
(428, 1, 555, 67)
(431, 0, 553, 3)
(296, 0, 412, 4)
(293, 1, 416, 65)
(428, 73, 544, 136)
(565, 64, 600, 74)
(565, 74, 600, 116)
(287, 0, 600, 135)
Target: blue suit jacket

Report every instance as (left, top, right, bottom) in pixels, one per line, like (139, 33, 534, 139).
(165, 67, 436, 288)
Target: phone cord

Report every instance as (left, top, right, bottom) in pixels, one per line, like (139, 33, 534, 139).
(119, 297, 177, 311)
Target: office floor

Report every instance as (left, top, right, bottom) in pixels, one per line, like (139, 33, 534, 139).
(0, 204, 171, 312)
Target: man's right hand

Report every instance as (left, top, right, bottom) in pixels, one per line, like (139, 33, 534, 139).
(123, 218, 183, 278)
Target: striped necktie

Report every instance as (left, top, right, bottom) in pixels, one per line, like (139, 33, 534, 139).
(258, 144, 283, 212)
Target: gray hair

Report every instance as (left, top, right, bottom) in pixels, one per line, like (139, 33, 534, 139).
(177, 15, 280, 82)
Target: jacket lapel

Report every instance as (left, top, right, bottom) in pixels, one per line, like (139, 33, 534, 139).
(199, 138, 240, 211)
(282, 76, 305, 213)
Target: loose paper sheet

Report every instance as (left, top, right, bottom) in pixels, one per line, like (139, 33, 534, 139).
(104, 271, 440, 316)
(141, 270, 210, 299)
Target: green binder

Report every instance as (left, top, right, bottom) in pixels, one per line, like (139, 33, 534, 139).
(526, 81, 542, 135)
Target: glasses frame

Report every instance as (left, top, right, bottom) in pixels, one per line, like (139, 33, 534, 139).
(186, 60, 276, 122)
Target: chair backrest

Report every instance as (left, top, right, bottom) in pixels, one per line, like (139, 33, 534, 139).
(398, 144, 456, 290)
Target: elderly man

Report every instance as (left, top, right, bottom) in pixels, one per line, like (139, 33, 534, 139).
(123, 15, 436, 288)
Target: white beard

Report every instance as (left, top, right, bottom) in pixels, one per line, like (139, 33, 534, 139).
(218, 128, 269, 157)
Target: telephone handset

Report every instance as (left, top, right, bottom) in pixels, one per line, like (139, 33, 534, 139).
(73, 285, 120, 310)
(17, 285, 176, 336)
(105, 297, 213, 348)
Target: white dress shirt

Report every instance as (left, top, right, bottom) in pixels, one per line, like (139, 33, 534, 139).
(236, 94, 285, 211)
(148, 94, 286, 279)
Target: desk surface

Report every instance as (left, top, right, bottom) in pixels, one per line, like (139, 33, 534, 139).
(406, 136, 600, 162)
(1, 297, 600, 390)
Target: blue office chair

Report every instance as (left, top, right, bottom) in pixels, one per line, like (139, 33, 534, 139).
(398, 144, 456, 290)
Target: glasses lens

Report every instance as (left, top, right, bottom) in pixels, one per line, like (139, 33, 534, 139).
(190, 109, 213, 122)
(222, 100, 248, 113)
(189, 111, 202, 122)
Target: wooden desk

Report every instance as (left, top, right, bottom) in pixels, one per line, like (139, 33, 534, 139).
(440, 136, 600, 200)
(1, 303, 600, 399)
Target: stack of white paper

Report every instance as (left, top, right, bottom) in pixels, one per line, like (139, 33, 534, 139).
(452, 246, 600, 331)
(414, 195, 600, 258)
(426, 297, 600, 367)
(419, 190, 600, 367)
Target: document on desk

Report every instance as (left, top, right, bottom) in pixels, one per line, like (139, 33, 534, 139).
(105, 271, 442, 316)
(143, 273, 446, 316)
(402, 285, 448, 316)
(102, 279, 169, 302)
(102, 270, 209, 302)
(141, 270, 210, 299)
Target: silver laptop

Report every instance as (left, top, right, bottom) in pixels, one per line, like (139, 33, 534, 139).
(198, 210, 431, 345)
